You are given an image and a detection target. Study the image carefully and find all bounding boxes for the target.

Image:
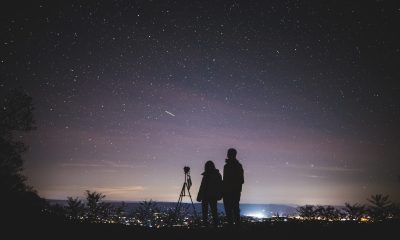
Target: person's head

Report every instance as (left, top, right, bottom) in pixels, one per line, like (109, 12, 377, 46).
(205, 160, 216, 172)
(227, 148, 237, 160)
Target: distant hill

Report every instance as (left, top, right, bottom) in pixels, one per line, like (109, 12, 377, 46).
(47, 199, 298, 217)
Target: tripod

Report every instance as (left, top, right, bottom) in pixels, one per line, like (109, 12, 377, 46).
(175, 166, 197, 218)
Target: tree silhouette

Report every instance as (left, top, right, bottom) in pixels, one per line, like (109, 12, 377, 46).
(0, 89, 44, 217)
(134, 199, 160, 227)
(343, 203, 365, 221)
(112, 201, 127, 224)
(297, 205, 316, 220)
(85, 190, 112, 223)
(66, 197, 85, 221)
(367, 194, 392, 222)
(315, 205, 341, 221)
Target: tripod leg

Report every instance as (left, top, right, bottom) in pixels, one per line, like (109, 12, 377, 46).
(175, 183, 186, 215)
(186, 184, 198, 219)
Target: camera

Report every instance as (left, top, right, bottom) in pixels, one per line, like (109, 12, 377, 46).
(183, 166, 190, 174)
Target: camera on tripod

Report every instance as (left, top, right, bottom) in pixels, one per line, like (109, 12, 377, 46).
(175, 165, 197, 218)
(183, 166, 190, 174)
(183, 166, 192, 189)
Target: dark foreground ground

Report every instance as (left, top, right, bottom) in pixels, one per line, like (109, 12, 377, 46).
(4, 217, 400, 240)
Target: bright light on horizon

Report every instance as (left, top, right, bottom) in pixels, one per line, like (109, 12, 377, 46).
(245, 212, 266, 219)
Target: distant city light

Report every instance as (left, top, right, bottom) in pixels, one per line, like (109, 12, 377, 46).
(245, 212, 266, 219)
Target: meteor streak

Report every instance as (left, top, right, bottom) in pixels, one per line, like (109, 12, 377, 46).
(165, 110, 175, 117)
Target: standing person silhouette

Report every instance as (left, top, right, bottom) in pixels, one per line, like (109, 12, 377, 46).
(222, 148, 244, 227)
(196, 160, 223, 227)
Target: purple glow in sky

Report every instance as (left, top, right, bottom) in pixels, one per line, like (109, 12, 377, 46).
(1, 1, 399, 205)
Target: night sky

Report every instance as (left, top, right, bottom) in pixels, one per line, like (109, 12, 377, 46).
(1, 1, 399, 205)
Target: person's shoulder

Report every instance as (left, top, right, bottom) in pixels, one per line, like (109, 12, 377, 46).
(236, 160, 243, 168)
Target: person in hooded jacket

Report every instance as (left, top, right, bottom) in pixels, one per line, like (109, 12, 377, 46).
(196, 160, 223, 227)
(223, 148, 244, 226)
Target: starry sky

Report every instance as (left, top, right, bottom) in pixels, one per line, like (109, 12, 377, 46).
(1, 1, 399, 205)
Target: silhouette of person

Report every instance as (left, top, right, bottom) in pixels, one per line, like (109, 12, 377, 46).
(196, 160, 223, 227)
(222, 148, 244, 226)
